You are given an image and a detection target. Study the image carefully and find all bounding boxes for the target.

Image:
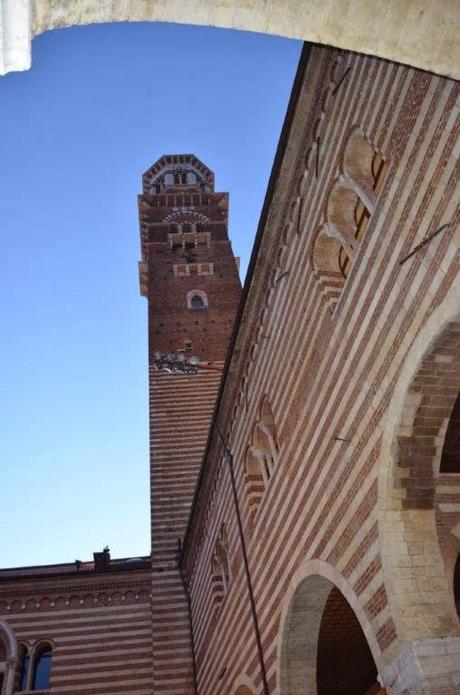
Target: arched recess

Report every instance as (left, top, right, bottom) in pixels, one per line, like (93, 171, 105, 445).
(245, 446, 265, 518)
(252, 424, 274, 481)
(0, 619, 18, 695)
(244, 395, 280, 522)
(343, 130, 378, 212)
(327, 184, 361, 255)
(311, 227, 346, 308)
(234, 679, 257, 695)
(379, 295, 460, 649)
(279, 560, 383, 695)
(211, 525, 230, 613)
(313, 131, 387, 305)
(259, 396, 279, 460)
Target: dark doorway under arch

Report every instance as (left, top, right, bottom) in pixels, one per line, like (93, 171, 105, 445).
(440, 392, 460, 474)
(317, 587, 383, 695)
(280, 573, 384, 695)
(454, 553, 460, 619)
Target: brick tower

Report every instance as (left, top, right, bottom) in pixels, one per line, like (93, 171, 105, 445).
(138, 154, 241, 693)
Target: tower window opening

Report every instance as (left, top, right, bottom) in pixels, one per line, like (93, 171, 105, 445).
(192, 295, 205, 309)
(187, 290, 208, 310)
(173, 171, 188, 185)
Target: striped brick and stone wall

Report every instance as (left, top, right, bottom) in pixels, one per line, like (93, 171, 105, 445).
(150, 367, 223, 693)
(181, 44, 459, 695)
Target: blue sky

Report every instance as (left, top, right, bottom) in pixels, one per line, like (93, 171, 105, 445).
(0, 22, 301, 567)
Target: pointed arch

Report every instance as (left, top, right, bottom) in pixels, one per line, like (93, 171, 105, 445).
(327, 183, 360, 255)
(312, 226, 346, 308)
(30, 640, 53, 690)
(211, 524, 231, 613)
(343, 130, 379, 211)
(245, 446, 265, 519)
(244, 396, 280, 520)
(278, 559, 382, 695)
(313, 130, 388, 306)
(259, 395, 279, 457)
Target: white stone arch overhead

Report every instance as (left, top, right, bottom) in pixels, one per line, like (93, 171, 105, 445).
(2, 1, 459, 78)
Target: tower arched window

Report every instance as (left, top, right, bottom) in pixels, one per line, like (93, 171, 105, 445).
(31, 644, 52, 690)
(191, 295, 204, 309)
(312, 130, 388, 308)
(187, 290, 208, 310)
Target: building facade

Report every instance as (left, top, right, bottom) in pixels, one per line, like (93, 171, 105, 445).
(0, 554, 153, 693)
(1, 43, 459, 695)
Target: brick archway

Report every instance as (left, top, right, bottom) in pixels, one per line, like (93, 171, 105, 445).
(279, 560, 382, 695)
(2, 1, 459, 78)
(378, 296, 460, 678)
(390, 318, 460, 512)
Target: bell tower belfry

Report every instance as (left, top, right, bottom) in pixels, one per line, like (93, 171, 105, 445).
(138, 154, 241, 693)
